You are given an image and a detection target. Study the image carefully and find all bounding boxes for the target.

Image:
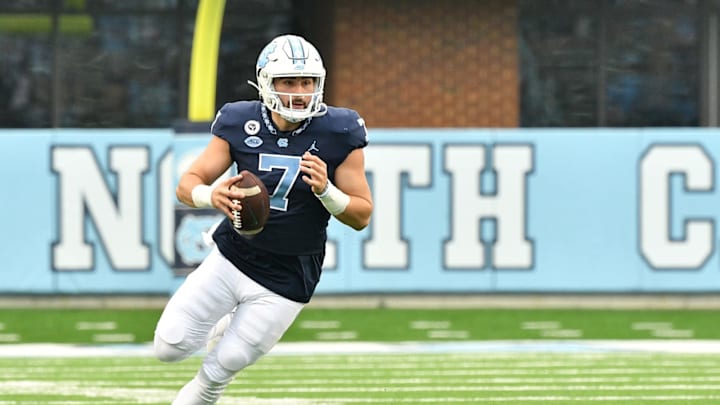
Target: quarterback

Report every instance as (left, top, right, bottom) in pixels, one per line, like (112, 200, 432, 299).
(153, 34, 373, 404)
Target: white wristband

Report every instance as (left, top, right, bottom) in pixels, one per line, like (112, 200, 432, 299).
(315, 180, 350, 216)
(191, 184, 214, 208)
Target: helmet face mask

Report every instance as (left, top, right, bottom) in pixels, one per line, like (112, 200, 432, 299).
(250, 35, 327, 123)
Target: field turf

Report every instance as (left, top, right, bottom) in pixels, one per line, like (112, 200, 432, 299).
(1, 307, 719, 343)
(2, 308, 720, 403)
(2, 351, 720, 403)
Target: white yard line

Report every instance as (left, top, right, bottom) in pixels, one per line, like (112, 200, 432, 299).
(3, 380, 720, 404)
(3, 345, 720, 405)
(0, 381, 313, 405)
(3, 340, 720, 358)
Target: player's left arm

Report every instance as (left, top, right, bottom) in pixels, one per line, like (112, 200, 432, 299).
(301, 149, 373, 230)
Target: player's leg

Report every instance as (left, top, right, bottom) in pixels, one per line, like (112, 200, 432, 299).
(172, 273, 304, 404)
(206, 308, 234, 353)
(153, 247, 240, 362)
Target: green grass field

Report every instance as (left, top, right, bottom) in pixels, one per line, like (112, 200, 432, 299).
(2, 351, 720, 404)
(2, 307, 720, 403)
(1, 307, 718, 343)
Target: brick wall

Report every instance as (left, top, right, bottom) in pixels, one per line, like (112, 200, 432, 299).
(327, 0, 519, 128)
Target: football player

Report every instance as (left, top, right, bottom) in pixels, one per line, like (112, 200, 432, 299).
(153, 34, 373, 404)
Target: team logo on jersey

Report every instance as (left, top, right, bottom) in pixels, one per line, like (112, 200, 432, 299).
(277, 138, 289, 148)
(244, 120, 260, 135)
(244, 136, 263, 148)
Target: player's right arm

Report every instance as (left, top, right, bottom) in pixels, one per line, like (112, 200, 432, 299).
(176, 135, 244, 219)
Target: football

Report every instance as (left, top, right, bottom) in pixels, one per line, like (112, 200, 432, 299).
(229, 170, 270, 236)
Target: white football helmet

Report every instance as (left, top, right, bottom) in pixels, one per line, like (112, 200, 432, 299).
(249, 34, 327, 123)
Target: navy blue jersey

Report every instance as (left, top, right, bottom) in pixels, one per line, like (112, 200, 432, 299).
(210, 100, 367, 303)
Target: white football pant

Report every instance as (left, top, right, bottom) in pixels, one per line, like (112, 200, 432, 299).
(154, 246, 304, 404)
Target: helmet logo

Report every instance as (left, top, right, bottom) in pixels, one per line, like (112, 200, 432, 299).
(257, 42, 277, 70)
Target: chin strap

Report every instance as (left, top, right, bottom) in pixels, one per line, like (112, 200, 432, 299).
(313, 102, 328, 117)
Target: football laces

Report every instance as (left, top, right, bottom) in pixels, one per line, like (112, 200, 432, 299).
(231, 200, 242, 229)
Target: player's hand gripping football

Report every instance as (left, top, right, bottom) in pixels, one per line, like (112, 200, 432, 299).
(212, 174, 246, 220)
(300, 151, 328, 194)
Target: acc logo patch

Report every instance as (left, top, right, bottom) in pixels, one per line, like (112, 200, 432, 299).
(244, 120, 261, 135)
(244, 136, 263, 148)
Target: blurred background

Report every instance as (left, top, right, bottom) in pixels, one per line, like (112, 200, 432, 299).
(2, 0, 720, 302)
(0, 0, 710, 129)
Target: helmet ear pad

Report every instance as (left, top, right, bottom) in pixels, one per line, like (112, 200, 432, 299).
(259, 74, 281, 112)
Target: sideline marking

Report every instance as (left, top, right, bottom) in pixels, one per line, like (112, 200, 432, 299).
(411, 321, 452, 329)
(540, 329, 583, 338)
(632, 322, 674, 330)
(299, 320, 341, 329)
(428, 330, 469, 339)
(521, 321, 560, 330)
(316, 331, 358, 340)
(76, 321, 117, 330)
(653, 329, 694, 338)
(632, 322, 695, 338)
(92, 333, 135, 343)
(0, 334, 19, 342)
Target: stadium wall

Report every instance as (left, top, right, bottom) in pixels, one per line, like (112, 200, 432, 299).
(2, 128, 719, 295)
(326, 0, 519, 127)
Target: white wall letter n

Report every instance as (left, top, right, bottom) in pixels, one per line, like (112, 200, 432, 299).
(52, 146, 150, 271)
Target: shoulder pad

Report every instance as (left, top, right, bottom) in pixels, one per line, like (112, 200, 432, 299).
(321, 107, 365, 133)
(211, 101, 261, 134)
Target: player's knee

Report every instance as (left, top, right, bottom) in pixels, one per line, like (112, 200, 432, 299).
(215, 337, 264, 372)
(154, 320, 191, 362)
(154, 333, 191, 363)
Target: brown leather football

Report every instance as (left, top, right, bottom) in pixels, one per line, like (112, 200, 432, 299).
(229, 170, 270, 236)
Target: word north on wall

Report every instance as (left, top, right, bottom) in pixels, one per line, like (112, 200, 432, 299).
(2, 128, 720, 294)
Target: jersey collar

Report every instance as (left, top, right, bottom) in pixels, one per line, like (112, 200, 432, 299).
(261, 105, 313, 137)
